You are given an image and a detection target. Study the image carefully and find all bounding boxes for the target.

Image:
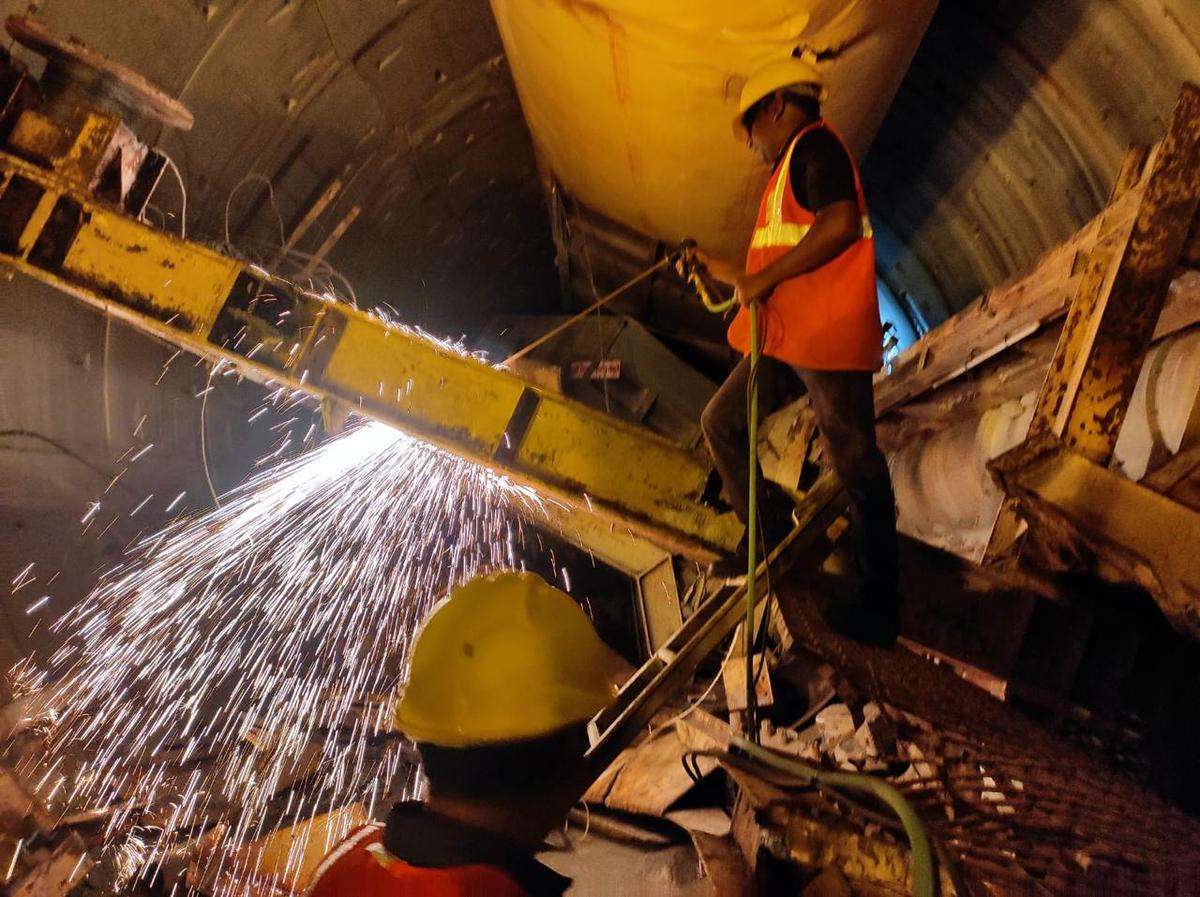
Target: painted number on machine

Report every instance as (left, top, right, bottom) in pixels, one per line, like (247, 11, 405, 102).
(570, 359, 621, 380)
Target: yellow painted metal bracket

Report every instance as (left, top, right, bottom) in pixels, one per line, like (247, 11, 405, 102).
(0, 110, 742, 559)
(990, 433, 1200, 639)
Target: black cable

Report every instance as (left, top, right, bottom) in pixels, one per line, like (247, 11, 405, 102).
(681, 750, 708, 785)
(744, 349, 777, 693)
(0, 429, 121, 483)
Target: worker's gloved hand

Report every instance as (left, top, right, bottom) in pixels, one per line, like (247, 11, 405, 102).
(733, 270, 773, 306)
(673, 239, 711, 279)
(675, 239, 741, 314)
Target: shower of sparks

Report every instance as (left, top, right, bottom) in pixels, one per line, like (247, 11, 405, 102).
(20, 420, 549, 894)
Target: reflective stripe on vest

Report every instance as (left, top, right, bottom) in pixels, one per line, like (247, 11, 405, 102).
(303, 824, 534, 897)
(749, 136, 872, 250)
(302, 823, 384, 896)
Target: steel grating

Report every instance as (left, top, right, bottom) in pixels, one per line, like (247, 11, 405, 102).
(776, 585, 1200, 896)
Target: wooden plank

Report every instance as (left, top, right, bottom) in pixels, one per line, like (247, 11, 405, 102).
(297, 203, 361, 280)
(595, 710, 731, 816)
(721, 653, 773, 714)
(8, 834, 91, 897)
(874, 267, 1199, 451)
(564, 806, 674, 846)
(874, 188, 1141, 418)
(1152, 449, 1200, 511)
(276, 176, 342, 262)
(598, 728, 707, 815)
(689, 830, 751, 897)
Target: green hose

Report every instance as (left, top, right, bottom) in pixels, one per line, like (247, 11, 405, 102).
(685, 265, 761, 741)
(684, 254, 935, 896)
(731, 735, 936, 897)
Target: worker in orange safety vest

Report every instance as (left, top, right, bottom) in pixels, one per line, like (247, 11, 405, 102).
(684, 53, 901, 646)
(304, 571, 620, 897)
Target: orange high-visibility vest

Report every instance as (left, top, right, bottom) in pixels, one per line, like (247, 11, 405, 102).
(727, 120, 882, 371)
(305, 824, 530, 897)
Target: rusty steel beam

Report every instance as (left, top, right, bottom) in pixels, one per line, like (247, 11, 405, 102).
(984, 84, 1200, 564)
(1027, 84, 1200, 461)
(0, 119, 742, 560)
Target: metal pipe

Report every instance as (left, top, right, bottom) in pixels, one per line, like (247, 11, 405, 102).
(890, 326, 1200, 558)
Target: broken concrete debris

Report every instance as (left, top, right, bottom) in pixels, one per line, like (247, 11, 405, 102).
(813, 704, 855, 755)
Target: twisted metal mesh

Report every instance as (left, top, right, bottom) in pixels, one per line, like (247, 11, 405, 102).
(778, 585, 1200, 897)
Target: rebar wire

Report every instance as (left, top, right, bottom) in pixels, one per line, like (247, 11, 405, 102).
(501, 257, 671, 367)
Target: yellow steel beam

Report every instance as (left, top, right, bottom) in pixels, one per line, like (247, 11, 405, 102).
(991, 433, 1200, 640)
(0, 111, 741, 559)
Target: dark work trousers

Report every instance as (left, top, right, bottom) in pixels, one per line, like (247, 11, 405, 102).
(700, 354, 900, 603)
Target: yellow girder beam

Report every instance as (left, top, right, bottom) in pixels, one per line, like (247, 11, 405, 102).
(0, 110, 741, 559)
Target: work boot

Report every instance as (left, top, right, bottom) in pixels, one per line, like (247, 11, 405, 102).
(819, 588, 901, 648)
(709, 507, 796, 584)
(708, 556, 749, 584)
(708, 541, 749, 584)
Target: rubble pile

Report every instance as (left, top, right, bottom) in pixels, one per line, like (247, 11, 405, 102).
(0, 684, 412, 897)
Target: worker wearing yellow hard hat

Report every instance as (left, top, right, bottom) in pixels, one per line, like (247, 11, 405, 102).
(305, 571, 618, 897)
(688, 52, 901, 646)
(730, 55, 829, 139)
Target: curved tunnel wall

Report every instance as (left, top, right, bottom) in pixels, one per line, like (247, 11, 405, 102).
(0, 0, 559, 335)
(867, 0, 1200, 310)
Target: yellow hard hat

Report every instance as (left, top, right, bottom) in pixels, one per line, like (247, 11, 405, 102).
(734, 56, 827, 139)
(394, 571, 619, 747)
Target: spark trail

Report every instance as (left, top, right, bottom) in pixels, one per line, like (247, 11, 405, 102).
(22, 420, 548, 894)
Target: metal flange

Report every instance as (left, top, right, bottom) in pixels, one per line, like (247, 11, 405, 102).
(5, 15, 193, 131)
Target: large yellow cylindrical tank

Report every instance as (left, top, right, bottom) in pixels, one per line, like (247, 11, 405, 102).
(489, 1, 938, 264)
